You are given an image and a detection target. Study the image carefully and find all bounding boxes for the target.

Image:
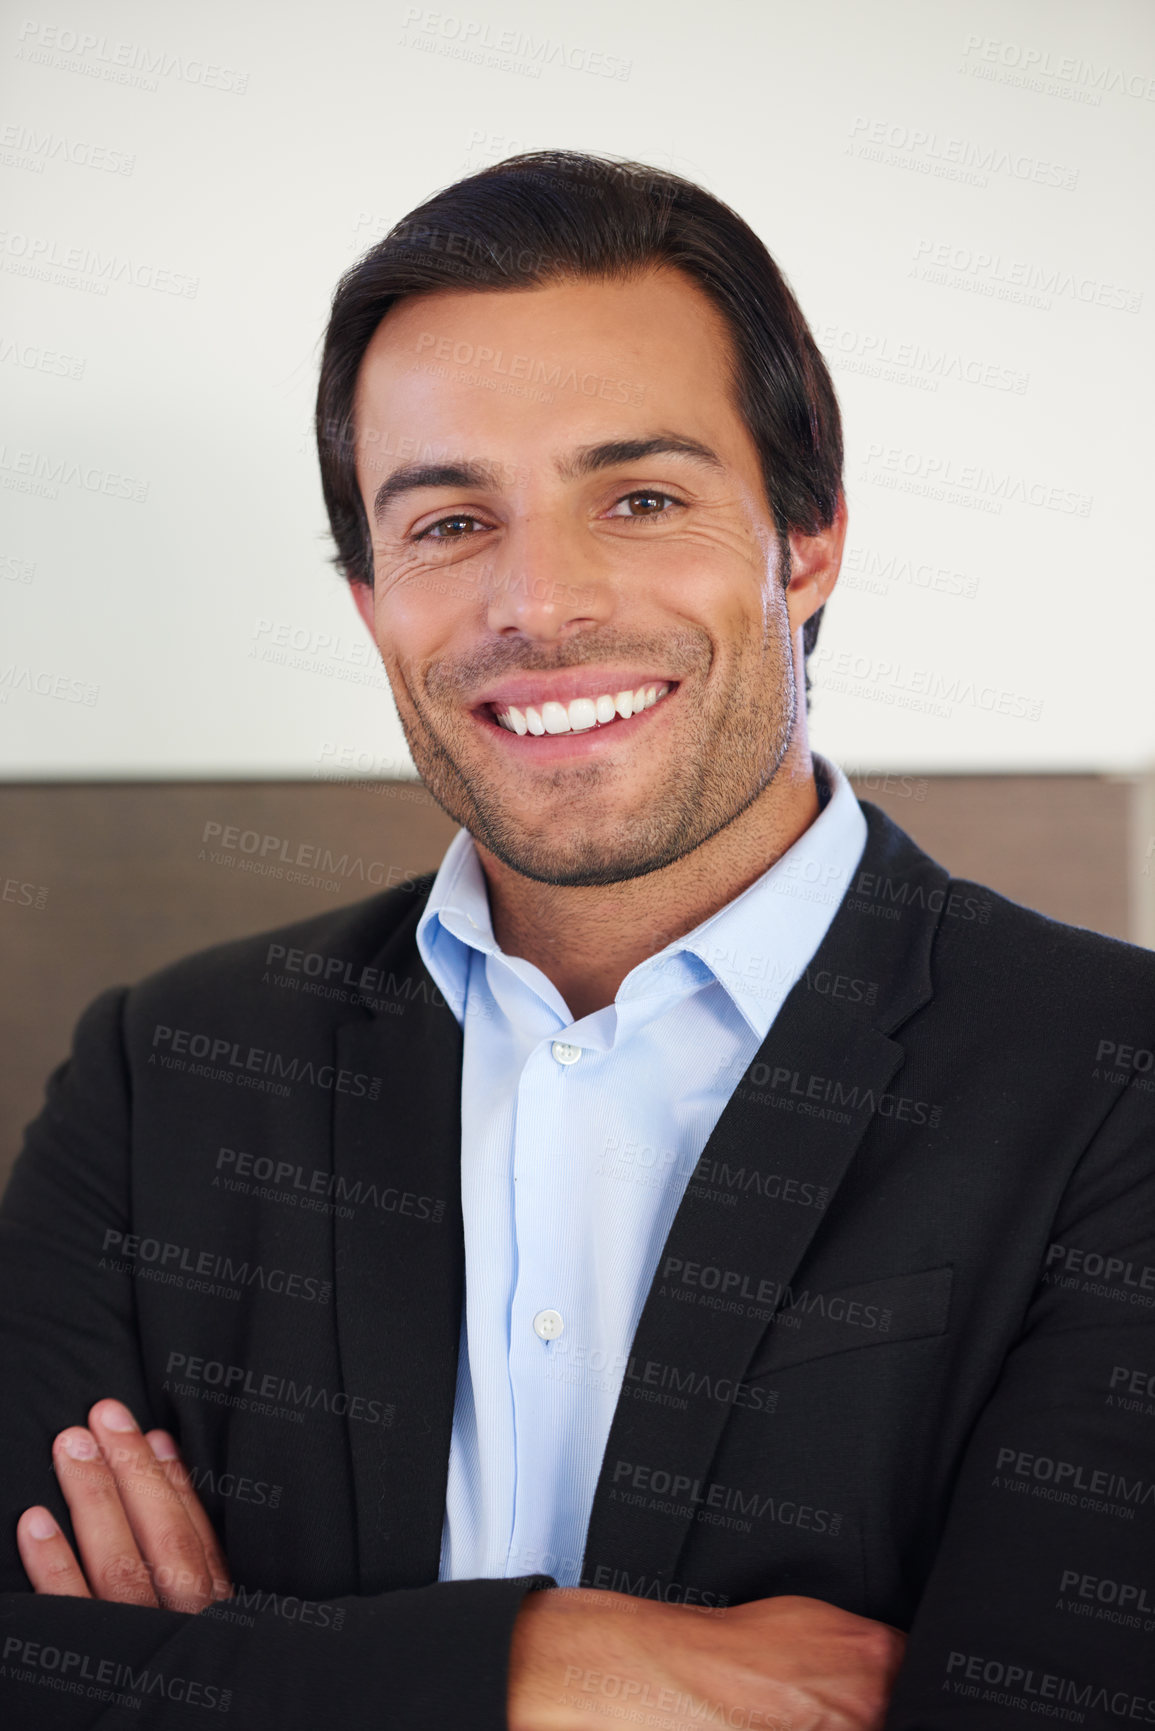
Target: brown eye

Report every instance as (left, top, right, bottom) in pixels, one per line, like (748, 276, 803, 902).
(416, 514, 486, 542)
(607, 490, 684, 520)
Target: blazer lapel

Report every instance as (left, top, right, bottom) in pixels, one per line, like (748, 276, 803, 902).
(330, 890, 465, 1595)
(581, 802, 949, 1593)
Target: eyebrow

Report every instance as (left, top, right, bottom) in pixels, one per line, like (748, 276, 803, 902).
(371, 435, 725, 525)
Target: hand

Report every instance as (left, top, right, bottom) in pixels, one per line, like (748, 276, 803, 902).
(509, 1586, 906, 1731)
(17, 1398, 233, 1614)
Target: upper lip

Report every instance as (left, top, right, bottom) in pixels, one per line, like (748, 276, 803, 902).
(471, 672, 679, 710)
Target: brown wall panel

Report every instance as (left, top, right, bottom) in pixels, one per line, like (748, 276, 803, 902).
(0, 775, 1136, 1193)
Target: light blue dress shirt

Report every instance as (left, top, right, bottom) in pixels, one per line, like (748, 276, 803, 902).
(417, 754, 867, 1588)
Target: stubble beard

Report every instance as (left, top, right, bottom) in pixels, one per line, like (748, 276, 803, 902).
(387, 619, 798, 888)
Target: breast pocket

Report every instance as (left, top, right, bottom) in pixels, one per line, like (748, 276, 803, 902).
(743, 1264, 954, 1377)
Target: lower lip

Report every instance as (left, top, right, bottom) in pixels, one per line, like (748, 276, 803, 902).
(471, 687, 679, 762)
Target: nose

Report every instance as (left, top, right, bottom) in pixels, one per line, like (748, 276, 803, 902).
(484, 514, 615, 643)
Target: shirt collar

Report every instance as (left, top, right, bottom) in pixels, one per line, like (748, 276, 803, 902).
(671, 754, 866, 1040)
(416, 754, 866, 1040)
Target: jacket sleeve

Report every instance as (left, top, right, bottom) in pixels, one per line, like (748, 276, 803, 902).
(0, 987, 555, 1729)
(884, 1075, 1155, 1728)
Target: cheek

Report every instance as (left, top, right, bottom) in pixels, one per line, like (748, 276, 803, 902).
(643, 537, 766, 624)
(375, 564, 464, 647)
(374, 583, 478, 708)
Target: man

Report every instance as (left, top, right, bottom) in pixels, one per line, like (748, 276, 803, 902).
(2, 150, 1153, 1729)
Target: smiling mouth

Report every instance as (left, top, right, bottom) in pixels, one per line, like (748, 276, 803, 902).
(487, 682, 674, 737)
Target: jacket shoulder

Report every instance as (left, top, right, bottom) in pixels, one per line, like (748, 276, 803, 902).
(855, 799, 1155, 1027)
(938, 869, 1155, 1024)
(125, 877, 435, 1017)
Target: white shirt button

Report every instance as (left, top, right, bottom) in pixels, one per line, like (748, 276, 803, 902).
(551, 1041, 582, 1066)
(533, 1308, 564, 1340)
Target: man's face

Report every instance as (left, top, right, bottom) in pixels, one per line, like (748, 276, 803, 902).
(351, 266, 824, 887)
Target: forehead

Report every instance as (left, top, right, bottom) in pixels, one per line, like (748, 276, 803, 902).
(352, 267, 748, 470)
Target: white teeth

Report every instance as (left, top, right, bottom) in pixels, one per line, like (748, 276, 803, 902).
(493, 683, 674, 736)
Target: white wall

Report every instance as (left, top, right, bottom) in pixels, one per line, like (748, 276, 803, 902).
(1, 0, 1151, 777)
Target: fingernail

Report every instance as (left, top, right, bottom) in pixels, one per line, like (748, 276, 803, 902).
(60, 1429, 100, 1460)
(149, 1432, 179, 1460)
(26, 1509, 58, 1540)
(99, 1401, 138, 1433)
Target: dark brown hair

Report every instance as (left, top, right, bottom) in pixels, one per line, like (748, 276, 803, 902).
(315, 149, 842, 667)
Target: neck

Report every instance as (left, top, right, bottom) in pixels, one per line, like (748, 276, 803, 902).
(474, 735, 823, 1023)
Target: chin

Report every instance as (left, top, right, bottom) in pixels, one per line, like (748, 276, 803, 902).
(480, 822, 693, 888)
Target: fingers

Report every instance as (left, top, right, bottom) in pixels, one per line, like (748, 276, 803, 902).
(143, 1429, 233, 1601)
(16, 1506, 91, 1598)
(82, 1401, 221, 1613)
(50, 1423, 161, 1607)
(25, 1402, 233, 1613)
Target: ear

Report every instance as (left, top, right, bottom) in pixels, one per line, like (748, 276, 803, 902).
(785, 495, 847, 636)
(349, 578, 375, 635)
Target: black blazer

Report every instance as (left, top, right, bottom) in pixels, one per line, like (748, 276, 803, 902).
(3, 801, 1155, 1729)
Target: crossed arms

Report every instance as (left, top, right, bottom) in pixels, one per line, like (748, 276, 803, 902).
(16, 1399, 904, 1728)
(4, 986, 1155, 1727)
